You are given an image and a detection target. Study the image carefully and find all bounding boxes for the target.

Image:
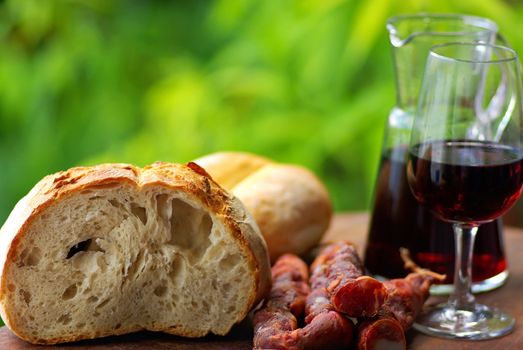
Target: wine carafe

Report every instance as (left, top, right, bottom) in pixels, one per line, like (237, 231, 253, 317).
(364, 14, 507, 294)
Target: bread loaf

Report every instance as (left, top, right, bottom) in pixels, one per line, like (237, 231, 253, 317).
(194, 152, 332, 261)
(0, 162, 271, 344)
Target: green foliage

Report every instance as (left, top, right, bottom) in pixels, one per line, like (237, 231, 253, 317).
(0, 0, 522, 220)
(0, 0, 522, 330)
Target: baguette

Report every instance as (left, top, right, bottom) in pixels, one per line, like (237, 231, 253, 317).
(194, 152, 332, 261)
(0, 162, 271, 344)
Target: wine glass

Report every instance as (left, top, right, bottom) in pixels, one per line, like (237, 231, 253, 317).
(407, 42, 523, 339)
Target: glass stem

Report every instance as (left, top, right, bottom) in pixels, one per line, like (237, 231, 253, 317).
(449, 223, 478, 310)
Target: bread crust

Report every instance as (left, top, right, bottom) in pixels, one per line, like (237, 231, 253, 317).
(193, 152, 272, 189)
(0, 162, 271, 344)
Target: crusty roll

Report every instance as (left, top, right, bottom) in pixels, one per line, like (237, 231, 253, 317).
(194, 152, 332, 261)
(0, 162, 271, 344)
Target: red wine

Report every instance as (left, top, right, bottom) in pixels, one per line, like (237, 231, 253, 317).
(408, 140, 523, 223)
(364, 145, 507, 284)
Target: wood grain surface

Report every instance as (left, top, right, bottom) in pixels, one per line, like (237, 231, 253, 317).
(1, 212, 522, 349)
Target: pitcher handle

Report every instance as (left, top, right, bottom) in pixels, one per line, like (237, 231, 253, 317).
(471, 38, 515, 141)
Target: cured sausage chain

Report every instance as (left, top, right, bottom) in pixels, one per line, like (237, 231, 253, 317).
(356, 249, 446, 350)
(253, 244, 444, 349)
(253, 254, 353, 349)
(311, 241, 387, 318)
(253, 254, 310, 349)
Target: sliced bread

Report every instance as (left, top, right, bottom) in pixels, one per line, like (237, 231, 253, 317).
(0, 162, 271, 344)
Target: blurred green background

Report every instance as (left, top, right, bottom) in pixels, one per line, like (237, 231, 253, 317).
(1, 0, 523, 224)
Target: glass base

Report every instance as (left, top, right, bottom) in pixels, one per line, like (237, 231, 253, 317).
(373, 269, 508, 295)
(413, 303, 515, 340)
(430, 269, 508, 295)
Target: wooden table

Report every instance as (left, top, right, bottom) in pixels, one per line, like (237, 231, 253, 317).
(1, 212, 522, 349)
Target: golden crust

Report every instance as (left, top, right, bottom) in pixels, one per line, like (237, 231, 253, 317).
(193, 152, 272, 189)
(0, 162, 272, 344)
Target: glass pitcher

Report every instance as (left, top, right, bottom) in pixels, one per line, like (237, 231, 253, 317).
(364, 14, 507, 294)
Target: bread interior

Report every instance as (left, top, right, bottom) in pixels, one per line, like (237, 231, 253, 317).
(5, 184, 252, 341)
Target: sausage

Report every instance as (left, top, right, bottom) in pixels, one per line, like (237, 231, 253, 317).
(254, 245, 441, 350)
(305, 248, 355, 349)
(356, 316, 406, 350)
(310, 241, 387, 318)
(267, 253, 310, 314)
(382, 271, 438, 330)
(253, 254, 353, 350)
(253, 254, 310, 350)
(382, 248, 446, 330)
(355, 249, 445, 350)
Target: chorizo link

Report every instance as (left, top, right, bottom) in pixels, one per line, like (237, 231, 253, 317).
(356, 250, 445, 350)
(383, 271, 438, 330)
(305, 247, 355, 349)
(356, 316, 406, 350)
(253, 254, 310, 350)
(253, 253, 354, 350)
(310, 241, 387, 318)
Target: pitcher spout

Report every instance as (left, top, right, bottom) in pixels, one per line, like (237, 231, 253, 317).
(387, 13, 498, 110)
(387, 13, 497, 48)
